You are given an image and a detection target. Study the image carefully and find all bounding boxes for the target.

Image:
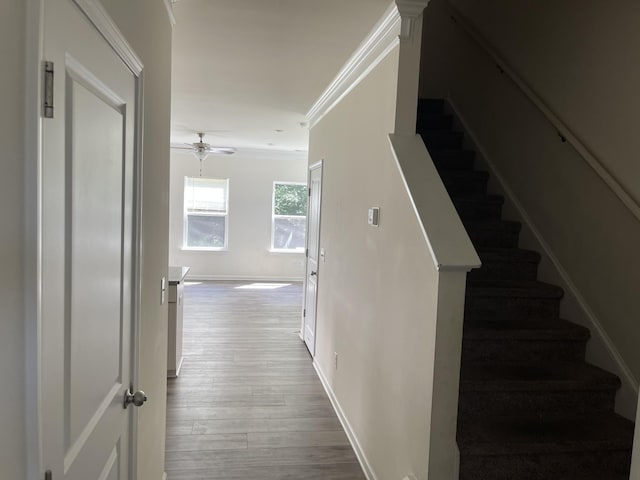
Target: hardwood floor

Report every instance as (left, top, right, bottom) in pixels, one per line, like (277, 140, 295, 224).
(165, 281, 366, 480)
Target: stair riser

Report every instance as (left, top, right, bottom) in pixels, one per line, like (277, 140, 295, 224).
(417, 114, 453, 129)
(423, 134, 464, 151)
(455, 202, 503, 221)
(462, 339, 586, 363)
(465, 296, 560, 322)
(459, 449, 631, 480)
(433, 155, 475, 171)
(458, 389, 616, 417)
(442, 177, 488, 195)
(418, 99, 444, 114)
(468, 261, 538, 281)
(466, 228, 520, 248)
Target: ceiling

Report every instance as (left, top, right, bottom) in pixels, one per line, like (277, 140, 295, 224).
(170, 0, 391, 153)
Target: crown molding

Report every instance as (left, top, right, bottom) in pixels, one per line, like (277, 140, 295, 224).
(306, 3, 402, 129)
(305, 1, 432, 129)
(162, 0, 176, 26)
(72, 0, 144, 75)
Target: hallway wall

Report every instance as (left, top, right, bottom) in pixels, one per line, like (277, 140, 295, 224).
(0, 1, 26, 479)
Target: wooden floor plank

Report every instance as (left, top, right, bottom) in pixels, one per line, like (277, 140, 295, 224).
(165, 281, 365, 479)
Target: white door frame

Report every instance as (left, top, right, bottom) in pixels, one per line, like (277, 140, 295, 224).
(23, 1, 145, 478)
(300, 160, 323, 354)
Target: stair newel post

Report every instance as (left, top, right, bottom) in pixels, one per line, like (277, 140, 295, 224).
(394, 0, 431, 136)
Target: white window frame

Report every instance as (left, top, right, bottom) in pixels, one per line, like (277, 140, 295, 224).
(270, 181, 307, 253)
(183, 176, 229, 251)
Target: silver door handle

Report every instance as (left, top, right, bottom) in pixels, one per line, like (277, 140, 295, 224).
(123, 388, 148, 408)
(310, 271, 317, 276)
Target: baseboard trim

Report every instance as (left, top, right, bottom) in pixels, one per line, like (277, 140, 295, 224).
(313, 361, 378, 480)
(447, 96, 639, 418)
(186, 275, 304, 283)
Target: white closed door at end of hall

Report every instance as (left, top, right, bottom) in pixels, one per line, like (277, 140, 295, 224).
(304, 162, 323, 356)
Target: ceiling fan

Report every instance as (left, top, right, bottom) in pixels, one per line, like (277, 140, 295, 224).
(171, 132, 235, 175)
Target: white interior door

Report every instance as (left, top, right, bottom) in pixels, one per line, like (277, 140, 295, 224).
(303, 162, 323, 356)
(41, 1, 140, 479)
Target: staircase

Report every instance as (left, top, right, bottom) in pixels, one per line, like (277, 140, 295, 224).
(417, 98, 635, 480)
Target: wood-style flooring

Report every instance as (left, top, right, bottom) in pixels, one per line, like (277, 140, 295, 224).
(165, 281, 366, 479)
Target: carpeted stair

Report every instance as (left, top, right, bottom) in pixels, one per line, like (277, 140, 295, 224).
(417, 98, 635, 480)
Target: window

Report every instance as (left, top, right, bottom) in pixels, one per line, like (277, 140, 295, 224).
(271, 182, 307, 251)
(183, 177, 229, 250)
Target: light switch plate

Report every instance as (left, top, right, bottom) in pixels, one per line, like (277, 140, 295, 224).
(368, 207, 380, 226)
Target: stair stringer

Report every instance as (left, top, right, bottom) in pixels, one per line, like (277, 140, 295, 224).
(445, 95, 638, 420)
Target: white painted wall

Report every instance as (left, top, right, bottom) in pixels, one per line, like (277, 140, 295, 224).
(0, 1, 26, 479)
(419, 0, 640, 415)
(169, 149, 307, 280)
(99, 1, 173, 478)
(310, 46, 439, 480)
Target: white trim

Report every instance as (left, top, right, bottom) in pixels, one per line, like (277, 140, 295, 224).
(305, 4, 402, 129)
(447, 1, 640, 223)
(25, 1, 45, 479)
(186, 275, 304, 283)
(313, 361, 377, 480)
(388, 134, 480, 272)
(448, 98, 639, 418)
(72, 0, 143, 75)
(162, 0, 176, 26)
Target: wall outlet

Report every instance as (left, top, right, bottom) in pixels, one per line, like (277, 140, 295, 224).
(334, 352, 338, 370)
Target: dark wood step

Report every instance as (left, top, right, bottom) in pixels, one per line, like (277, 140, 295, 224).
(430, 149, 475, 171)
(465, 280, 564, 322)
(459, 361, 619, 417)
(453, 195, 504, 221)
(464, 220, 521, 249)
(462, 318, 589, 363)
(458, 413, 634, 480)
(469, 247, 540, 281)
(421, 130, 464, 151)
(440, 170, 489, 195)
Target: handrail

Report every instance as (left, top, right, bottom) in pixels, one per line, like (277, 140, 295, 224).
(445, 1, 640, 223)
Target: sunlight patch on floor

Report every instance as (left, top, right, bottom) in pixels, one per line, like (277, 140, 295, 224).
(235, 282, 291, 290)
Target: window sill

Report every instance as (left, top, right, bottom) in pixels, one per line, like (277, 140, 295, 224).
(181, 247, 228, 252)
(269, 248, 305, 254)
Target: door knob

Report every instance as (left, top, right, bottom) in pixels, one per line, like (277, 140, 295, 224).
(310, 271, 317, 276)
(123, 388, 148, 408)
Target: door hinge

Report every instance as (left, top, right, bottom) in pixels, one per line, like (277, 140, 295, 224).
(303, 309, 306, 317)
(308, 187, 311, 197)
(45, 470, 52, 480)
(305, 248, 308, 257)
(43, 61, 54, 118)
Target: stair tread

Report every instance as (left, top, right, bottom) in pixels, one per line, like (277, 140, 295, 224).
(457, 412, 634, 455)
(441, 170, 489, 180)
(417, 98, 444, 113)
(464, 318, 590, 341)
(464, 219, 521, 230)
(476, 247, 541, 263)
(466, 280, 564, 298)
(460, 360, 621, 391)
(453, 194, 504, 204)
